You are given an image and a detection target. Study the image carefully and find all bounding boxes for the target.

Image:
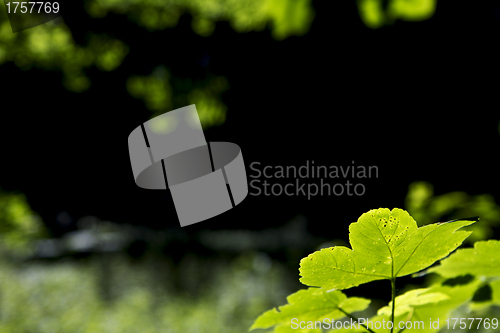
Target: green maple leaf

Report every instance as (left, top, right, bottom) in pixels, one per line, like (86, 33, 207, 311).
(377, 288, 450, 318)
(429, 240, 500, 278)
(299, 208, 477, 290)
(429, 240, 500, 312)
(249, 288, 370, 332)
(329, 280, 482, 333)
(389, 279, 482, 333)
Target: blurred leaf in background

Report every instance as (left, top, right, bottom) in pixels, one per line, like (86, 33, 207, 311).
(405, 181, 500, 243)
(84, 0, 315, 39)
(0, 0, 316, 129)
(126, 69, 229, 128)
(0, 188, 46, 256)
(1, 0, 439, 131)
(357, 0, 436, 29)
(0, 9, 129, 93)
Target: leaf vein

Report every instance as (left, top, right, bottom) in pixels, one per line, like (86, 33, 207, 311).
(315, 259, 388, 278)
(395, 227, 437, 276)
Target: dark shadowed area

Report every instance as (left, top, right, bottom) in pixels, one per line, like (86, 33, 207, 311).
(0, 0, 499, 331)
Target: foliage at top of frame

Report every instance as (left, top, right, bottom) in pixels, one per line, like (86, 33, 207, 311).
(0, 0, 437, 129)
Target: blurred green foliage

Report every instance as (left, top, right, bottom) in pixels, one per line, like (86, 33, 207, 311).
(0, 10, 129, 92)
(357, 0, 436, 29)
(0, 0, 315, 128)
(0, 189, 46, 256)
(126, 70, 229, 128)
(1, 180, 499, 331)
(405, 181, 500, 243)
(84, 0, 315, 40)
(0, 252, 293, 333)
(0, 0, 439, 128)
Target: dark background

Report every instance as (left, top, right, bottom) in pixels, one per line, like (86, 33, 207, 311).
(1, 1, 499, 241)
(0, 1, 500, 320)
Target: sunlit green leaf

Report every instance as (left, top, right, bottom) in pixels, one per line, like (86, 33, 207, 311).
(250, 288, 370, 332)
(429, 240, 500, 278)
(377, 288, 449, 317)
(299, 208, 476, 290)
(393, 279, 482, 333)
(329, 279, 481, 333)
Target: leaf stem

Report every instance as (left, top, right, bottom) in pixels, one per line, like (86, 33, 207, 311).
(390, 278, 396, 333)
(338, 308, 376, 333)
